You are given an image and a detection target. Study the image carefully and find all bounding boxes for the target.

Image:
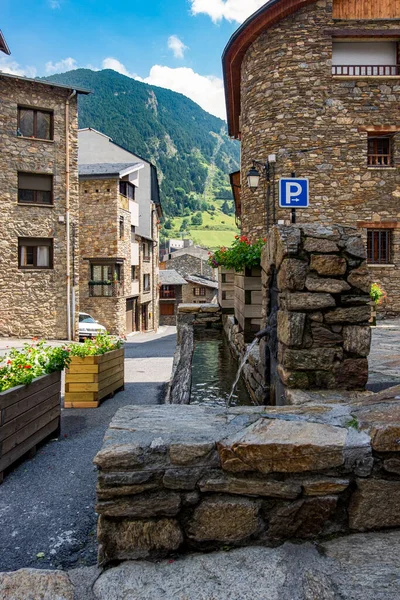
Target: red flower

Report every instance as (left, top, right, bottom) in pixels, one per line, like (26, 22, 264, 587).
(7, 359, 12, 365)
(24, 365, 32, 369)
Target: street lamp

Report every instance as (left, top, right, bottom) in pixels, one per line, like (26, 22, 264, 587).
(246, 155, 277, 231)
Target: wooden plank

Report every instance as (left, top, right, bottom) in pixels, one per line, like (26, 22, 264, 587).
(0, 417, 59, 473)
(97, 348, 124, 365)
(3, 381, 60, 424)
(98, 356, 124, 373)
(69, 356, 97, 365)
(65, 373, 98, 383)
(65, 366, 124, 393)
(65, 382, 99, 393)
(98, 369, 124, 393)
(98, 377, 124, 402)
(0, 372, 60, 410)
(2, 406, 60, 455)
(98, 364, 124, 383)
(65, 392, 97, 402)
(0, 394, 59, 443)
(64, 401, 99, 409)
(333, 0, 400, 19)
(66, 364, 98, 374)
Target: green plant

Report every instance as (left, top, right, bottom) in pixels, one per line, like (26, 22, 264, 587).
(370, 283, 386, 305)
(208, 235, 267, 271)
(0, 340, 71, 393)
(347, 417, 359, 430)
(68, 333, 124, 358)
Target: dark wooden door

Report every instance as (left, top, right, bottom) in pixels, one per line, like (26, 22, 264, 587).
(126, 299, 134, 334)
(141, 303, 149, 332)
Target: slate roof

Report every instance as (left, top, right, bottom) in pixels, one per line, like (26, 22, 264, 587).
(159, 270, 188, 286)
(0, 30, 10, 55)
(0, 71, 90, 93)
(167, 246, 210, 261)
(185, 274, 219, 289)
(79, 162, 143, 178)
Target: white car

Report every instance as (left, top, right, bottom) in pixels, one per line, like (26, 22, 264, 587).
(78, 312, 106, 340)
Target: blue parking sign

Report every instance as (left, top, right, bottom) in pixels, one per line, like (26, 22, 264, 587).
(279, 178, 309, 208)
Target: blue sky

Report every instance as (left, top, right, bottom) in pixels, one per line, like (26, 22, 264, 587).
(0, 0, 266, 119)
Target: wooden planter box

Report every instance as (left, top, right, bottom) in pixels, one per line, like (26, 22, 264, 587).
(0, 371, 61, 483)
(65, 348, 124, 409)
(218, 267, 235, 314)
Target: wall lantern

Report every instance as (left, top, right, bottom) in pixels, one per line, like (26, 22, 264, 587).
(247, 167, 261, 191)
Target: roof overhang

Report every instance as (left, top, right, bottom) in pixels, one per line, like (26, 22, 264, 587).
(79, 163, 144, 180)
(0, 71, 91, 94)
(230, 170, 241, 219)
(222, 0, 317, 138)
(0, 30, 10, 55)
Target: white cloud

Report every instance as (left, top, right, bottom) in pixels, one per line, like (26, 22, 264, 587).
(0, 56, 37, 78)
(142, 65, 226, 120)
(102, 57, 140, 79)
(168, 35, 188, 59)
(48, 0, 61, 8)
(190, 0, 266, 23)
(45, 57, 77, 74)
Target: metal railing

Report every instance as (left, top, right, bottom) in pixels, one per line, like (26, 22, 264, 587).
(89, 281, 124, 297)
(332, 65, 400, 76)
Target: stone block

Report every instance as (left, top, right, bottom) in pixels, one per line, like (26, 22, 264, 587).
(342, 326, 371, 357)
(302, 478, 350, 496)
(199, 474, 301, 499)
(96, 491, 181, 518)
(310, 255, 347, 276)
(187, 496, 261, 542)
(300, 225, 340, 240)
(97, 482, 160, 500)
(218, 418, 348, 474)
(306, 276, 350, 294)
(303, 238, 339, 253)
(277, 311, 306, 347)
(355, 404, 400, 452)
(284, 292, 336, 311)
(347, 264, 371, 294)
(267, 496, 338, 540)
(311, 324, 343, 347)
(384, 459, 400, 475)
(98, 517, 183, 562)
(0, 570, 74, 600)
(169, 442, 216, 466)
(340, 294, 371, 305)
(277, 366, 310, 389)
(277, 259, 308, 291)
(334, 359, 368, 389)
(349, 480, 400, 531)
(324, 306, 371, 324)
(283, 347, 342, 371)
(345, 236, 366, 259)
(163, 468, 205, 490)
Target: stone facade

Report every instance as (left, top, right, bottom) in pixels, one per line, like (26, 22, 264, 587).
(95, 388, 400, 562)
(0, 76, 80, 339)
(159, 284, 184, 326)
(237, 0, 400, 312)
(138, 228, 159, 332)
(181, 281, 218, 305)
(162, 249, 215, 280)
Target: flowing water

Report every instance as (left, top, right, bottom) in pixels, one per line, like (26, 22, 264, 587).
(191, 331, 254, 407)
(227, 338, 259, 407)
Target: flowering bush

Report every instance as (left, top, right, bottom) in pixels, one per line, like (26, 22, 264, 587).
(370, 283, 387, 305)
(0, 340, 71, 393)
(208, 235, 267, 272)
(68, 333, 124, 358)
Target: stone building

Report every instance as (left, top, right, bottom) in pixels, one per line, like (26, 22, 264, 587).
(0, 71, 89, 339)
(161, 246, 216, 280)
(223, 0, 400, 313)
(78, 162, 144, 336)
(159, 269, 188, 325)
(78, 128, 162, 334)
(182, 274, 218, 304)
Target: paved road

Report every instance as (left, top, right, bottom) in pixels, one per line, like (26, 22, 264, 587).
(368, 319, 400, 392)
(0, 326, 176, 572)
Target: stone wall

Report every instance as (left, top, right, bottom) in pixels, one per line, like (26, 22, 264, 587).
(0, 76, 79, 339)
(262, 224, 371, 404)
(239, 0, 400, 312)
(182, 283, 218, 305)
(95, 388, 400, 563)
(164, 253, 214, 280)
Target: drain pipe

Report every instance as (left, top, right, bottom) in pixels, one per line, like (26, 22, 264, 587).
(65, 89, 77, 341)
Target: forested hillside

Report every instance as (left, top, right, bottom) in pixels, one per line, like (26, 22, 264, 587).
(45, 69, 240, 232)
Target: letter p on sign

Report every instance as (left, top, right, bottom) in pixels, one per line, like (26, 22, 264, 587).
(279, 178, 309, 208)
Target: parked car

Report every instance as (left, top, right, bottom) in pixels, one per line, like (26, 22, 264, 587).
(79, 312, 106, 340)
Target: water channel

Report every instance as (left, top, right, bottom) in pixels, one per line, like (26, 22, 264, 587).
(190, 330, 253, 407)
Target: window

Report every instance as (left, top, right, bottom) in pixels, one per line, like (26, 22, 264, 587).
(193, 287, 206, 297)
(131, 266, 137, 281)
(221, 274, 227, 283)
(332, 41, 399, 76)
(367, 134, 393, 167)
(89, 263, 122, 296)
(119, 216, 124, 239)
(119, 181, 135, 200)
(143, 274, 150, 292)
(18, 173, 53, 205)
(18, 107, 53, 140)
(131, 227, 136, 241)
(222, 291, 227, 300)
(18, 238, 53, 269)
(367, 230, 392, 264)
(143, 242, 151, 262)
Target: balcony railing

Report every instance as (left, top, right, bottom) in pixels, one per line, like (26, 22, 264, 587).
(160, 290, 176, 299)
(332, 65, 400, 76)
(89, 281, 124, 297)
(368, 153, 392, 167)
(143, 255, 151, 263)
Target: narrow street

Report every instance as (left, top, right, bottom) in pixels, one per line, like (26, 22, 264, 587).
(0, 326, 176, 572)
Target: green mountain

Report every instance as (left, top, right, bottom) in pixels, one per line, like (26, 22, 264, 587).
(45, 69, 240, 233)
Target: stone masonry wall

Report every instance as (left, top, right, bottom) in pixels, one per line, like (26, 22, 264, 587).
(240, 0, 400, 312)
(182, 284, 217, 305)
(95, 391, 400, 563)
(165, 254, 215, 280)
(262, 224, 371, 404)
(0, 77, 79, 339)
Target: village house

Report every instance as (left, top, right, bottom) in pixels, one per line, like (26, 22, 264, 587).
(182, 274, 218, 304)
(159, 269, 188, 325)
(223, 0, 400, 313)
(0, 38, 90, 338)
(78, 128, 162, 334)
(161, 245, 216, 280)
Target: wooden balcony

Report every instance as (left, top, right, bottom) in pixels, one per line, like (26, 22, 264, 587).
(160, 289, 176, 299)
(332, 65, 400, 76)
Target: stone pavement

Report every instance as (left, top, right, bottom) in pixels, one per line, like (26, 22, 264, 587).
(368, 319, 400, 391)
